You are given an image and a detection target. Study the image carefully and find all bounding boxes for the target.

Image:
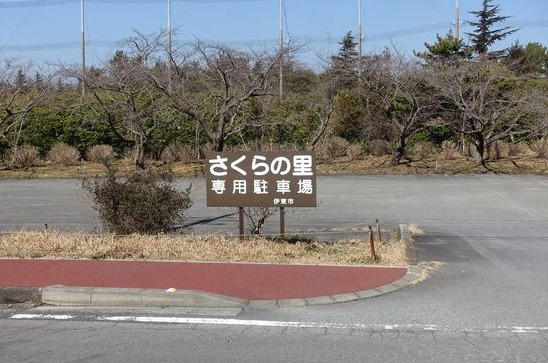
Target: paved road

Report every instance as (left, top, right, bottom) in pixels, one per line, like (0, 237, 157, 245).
(2, 174, 548, 362)
(1, 315, 546, 362)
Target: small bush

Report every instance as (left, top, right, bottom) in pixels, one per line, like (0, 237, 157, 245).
(487, 140, 508, 160)
(160, 144, 195, 164)
(506, 142, 528, 157)
(316, 136, 349, 161)
(369, 139, 389, 157)
(243, 207, 278, 235)
(413, 141, 435, 160)
(86, 144, 115, 164)
(82, 167, 192, 234)
(531, 137, 548, 159)
(346, 144, 362, 161)
(441, 140, 458, 160)
(325, 136, 349, 158)
(47, 142, 80, 166)
(6, 145, 41, 168)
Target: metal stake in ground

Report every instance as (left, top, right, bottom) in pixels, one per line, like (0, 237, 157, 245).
(368, 226, 378, 261)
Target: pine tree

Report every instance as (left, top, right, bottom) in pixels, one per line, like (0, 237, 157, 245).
(466, 0, 518, 55)
(329, 31, 359, 91)
(415, 30, 469, 63)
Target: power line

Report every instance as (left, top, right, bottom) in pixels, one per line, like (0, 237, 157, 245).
(2, 40, 118, 51)
(4, 19, 548, 53)
(0, 0, 265, 8)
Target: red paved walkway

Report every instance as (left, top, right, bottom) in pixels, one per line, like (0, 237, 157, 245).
(0, 259, 407, 300)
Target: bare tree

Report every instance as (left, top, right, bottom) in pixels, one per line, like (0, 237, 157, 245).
(428, 59, 548, 165)
(357, 51, 437, 164)
(243, 207, 278, 235)
(165, 41, 283, 152)
(0, 60, 50, 164)
(66, 32, 173, 169)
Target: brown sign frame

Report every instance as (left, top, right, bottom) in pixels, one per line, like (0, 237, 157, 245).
(205, 151, 317, 208)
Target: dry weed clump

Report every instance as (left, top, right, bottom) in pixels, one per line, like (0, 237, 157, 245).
(413, 141, 435, 160)
(47, 142, 80, 166)
(161, 144, 195, 164)
(346, 144, 363, 161)
(506, 142, 529, 157)
(531, 137, 548, 159)
(86, 144, 115, 164)
(487, 140, 509, 160)
(317, 136, 350, 160)
(5, 145, 41, 168)
(368, 139, 389, 157)
(441, 140, 458, 160)
(0, 231, 408, 266)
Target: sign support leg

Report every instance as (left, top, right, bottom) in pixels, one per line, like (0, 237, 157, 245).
(239, 207, 244, 241)
(280, 207, 285, 240)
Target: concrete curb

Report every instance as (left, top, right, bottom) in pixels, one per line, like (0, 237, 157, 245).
(2, 225, 423, 308)
(399, 223, 419, 265)
(41, 286, 247, 308)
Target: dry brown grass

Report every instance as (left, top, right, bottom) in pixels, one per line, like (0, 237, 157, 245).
(46, 143, 80, 166)
(86, 145, 116, 164)
(316, 155, 548, 176)
(0, 230, 407, 266)
(2, 152, 548, 179)
(0, 160, 205, 179)
(4, 145, 41, 169)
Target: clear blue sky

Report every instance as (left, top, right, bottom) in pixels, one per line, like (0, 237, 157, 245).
(1, 0, 547, 70)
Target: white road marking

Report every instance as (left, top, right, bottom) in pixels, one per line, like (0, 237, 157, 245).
(9, 313, 548, 334)
(11, 314, 74, 320)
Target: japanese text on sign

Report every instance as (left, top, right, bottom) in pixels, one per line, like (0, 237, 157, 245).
(205, 151, 317, 207)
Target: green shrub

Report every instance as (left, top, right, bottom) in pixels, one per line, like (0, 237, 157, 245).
(82, 167, 192, 234)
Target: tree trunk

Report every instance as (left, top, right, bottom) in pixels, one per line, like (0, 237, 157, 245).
(135, 138, 146, 169)
(213, 138, 225, 152)
(473, 134, 486, 166)
(391, 136, 407, 165)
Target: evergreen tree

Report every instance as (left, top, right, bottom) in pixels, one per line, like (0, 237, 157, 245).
(506, 42, 548, 75)
(466, 0, 518, 55)
(329, 31, 359, 92)
(415, 30, 470, 63)
(333, 31, 358, 63)
(15, 69, 28, 90)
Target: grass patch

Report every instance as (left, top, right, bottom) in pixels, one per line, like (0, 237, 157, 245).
(1, 155, 548, 179)
(0, 230, 407, 266)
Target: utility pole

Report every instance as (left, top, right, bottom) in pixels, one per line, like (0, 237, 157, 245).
(80, 0, 86, 96)
(456, 0, 465, 155)
(278, 0, 283, 99)
(167, 0, 172, 92)
(358, 0, 362, 56)
(455, 0, 460, 40)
